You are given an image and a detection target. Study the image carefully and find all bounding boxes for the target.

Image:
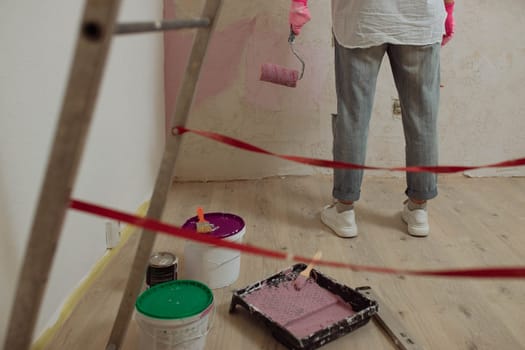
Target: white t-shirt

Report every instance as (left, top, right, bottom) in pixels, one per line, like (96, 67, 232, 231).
(331, 0, 447, 48)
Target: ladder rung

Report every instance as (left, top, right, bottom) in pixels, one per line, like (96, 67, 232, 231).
(115, 18, 210, 35)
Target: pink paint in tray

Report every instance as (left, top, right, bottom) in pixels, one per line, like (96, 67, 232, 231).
(229, 264, 378, 349)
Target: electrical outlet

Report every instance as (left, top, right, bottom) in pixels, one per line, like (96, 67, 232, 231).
(392, 98, 402, 119)
(105, 221, 121, 249)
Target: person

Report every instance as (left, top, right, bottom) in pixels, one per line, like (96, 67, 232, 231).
(289, 0, 456, 238)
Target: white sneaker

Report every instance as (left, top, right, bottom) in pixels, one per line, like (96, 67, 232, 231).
(401, 200, 429, 237)
(321, 204, 358, 238)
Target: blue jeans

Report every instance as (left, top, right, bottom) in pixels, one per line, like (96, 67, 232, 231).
(332, 40, 440, 202)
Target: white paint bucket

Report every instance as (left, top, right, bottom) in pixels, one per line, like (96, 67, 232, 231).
(135, 280, 214, 350)
(182, 213, 246, 289)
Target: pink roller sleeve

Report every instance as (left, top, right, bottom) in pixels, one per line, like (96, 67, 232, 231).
(260, 63, 299, 88)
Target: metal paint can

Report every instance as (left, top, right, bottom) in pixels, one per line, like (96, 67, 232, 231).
(146, 252, 178, 288)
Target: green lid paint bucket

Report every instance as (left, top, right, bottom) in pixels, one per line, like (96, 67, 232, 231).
(135, 280, 214, 350)
(182, 213, 246, 289)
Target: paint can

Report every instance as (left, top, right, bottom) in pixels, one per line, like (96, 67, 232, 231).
(146, 252, 178, 288)
(135, 280, 214, 350)
(182, 213, 246, 289)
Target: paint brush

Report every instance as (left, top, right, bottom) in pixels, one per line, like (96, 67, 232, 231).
(196, 207, 213, 233)
(294, 251, 322, 291)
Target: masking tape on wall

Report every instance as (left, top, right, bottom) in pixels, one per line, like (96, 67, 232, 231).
(31, 200, 150, 350)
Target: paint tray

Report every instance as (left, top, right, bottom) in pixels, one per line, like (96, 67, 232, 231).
(229, 264, 378, 349)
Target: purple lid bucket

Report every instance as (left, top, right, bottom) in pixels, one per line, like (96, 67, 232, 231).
(182, 212, 245, 240)
(182, 212, 246, 289)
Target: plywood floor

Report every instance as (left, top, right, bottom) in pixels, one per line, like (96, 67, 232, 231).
(41, 175, 525, 350)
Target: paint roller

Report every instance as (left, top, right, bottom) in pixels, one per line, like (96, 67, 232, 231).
(260, 30, 305, 88)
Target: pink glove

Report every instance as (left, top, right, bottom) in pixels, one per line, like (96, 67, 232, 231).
(289, 0, 311, 35)
(442, 1, 455, 46)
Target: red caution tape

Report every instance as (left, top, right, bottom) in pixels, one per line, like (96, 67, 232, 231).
(70, 199, 525, 279)
(173, 126, 525, 173)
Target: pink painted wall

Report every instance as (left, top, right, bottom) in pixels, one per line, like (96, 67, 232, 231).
(160, 1, 340, 180)
(163, 1, 254, 127)
(162, 1, 329, 125)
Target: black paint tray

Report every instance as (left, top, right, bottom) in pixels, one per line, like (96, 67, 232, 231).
(229, 264, 378, 350)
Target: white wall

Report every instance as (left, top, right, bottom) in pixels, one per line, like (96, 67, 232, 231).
(0, 0, 164, 343)
(166, 0, 525, 180)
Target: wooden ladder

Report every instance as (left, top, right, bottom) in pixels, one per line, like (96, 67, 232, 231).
(3, 1, 223, 349)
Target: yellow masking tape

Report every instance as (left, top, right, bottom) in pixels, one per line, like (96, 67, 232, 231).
(31, 200, 150, 350)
